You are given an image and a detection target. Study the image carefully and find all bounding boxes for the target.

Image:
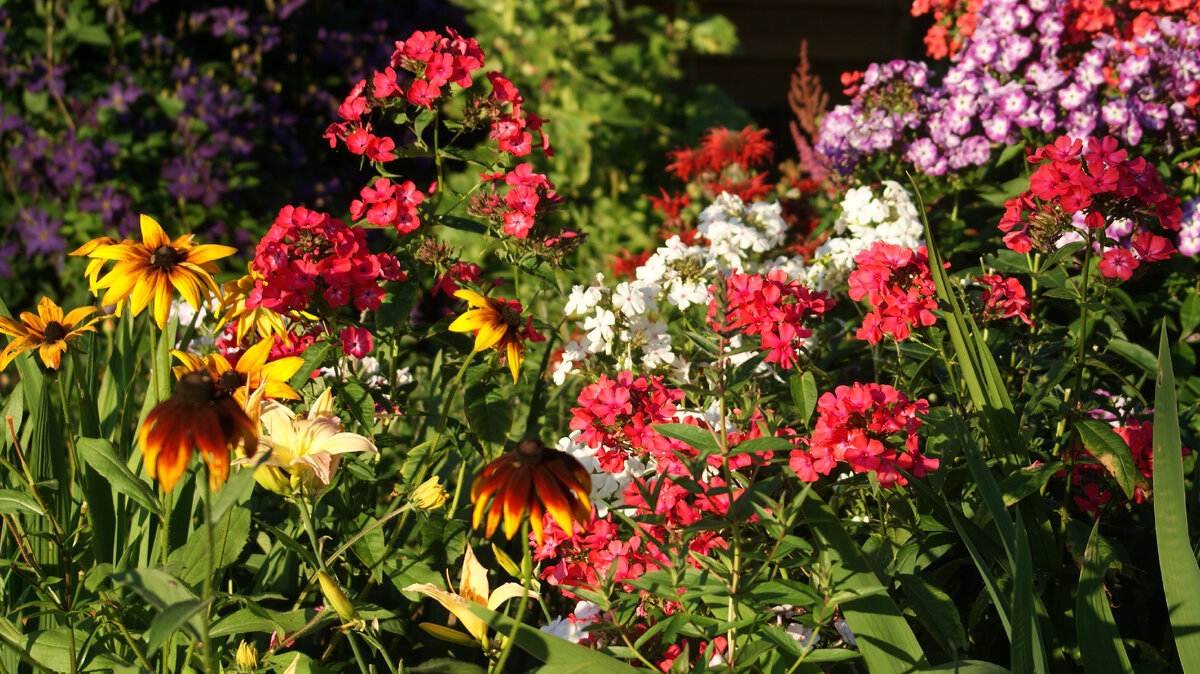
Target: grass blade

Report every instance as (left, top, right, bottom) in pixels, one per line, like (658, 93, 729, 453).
(1153, 321, 1200, 668)
(1076, 520, 1131, 673)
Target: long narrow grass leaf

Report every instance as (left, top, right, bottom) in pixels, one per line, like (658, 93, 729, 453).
(1076, 520, 1132, 673)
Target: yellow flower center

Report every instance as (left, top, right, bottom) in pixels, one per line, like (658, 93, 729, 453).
(43, 321, 67, 342)
(178, 371, 218, 405)
(150, 245, 181, 270)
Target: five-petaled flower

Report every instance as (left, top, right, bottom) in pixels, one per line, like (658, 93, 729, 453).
(0, 297, 102, 371)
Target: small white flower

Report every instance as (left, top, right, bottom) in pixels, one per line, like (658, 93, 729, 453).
(565, 285, 605, 316)
(583, 309, 617, 353)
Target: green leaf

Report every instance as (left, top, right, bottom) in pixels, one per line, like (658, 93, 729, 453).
(899, 573, 966, 654)
(461, 602, 640, 673)
(68, 23, 111, 46)
(790, 371, 818, 426)
(338, 379, 378, 434)
(210, 458, 264, 524)
(409, 659, 488, 674)
(1106, 338, 1157, 376)
(288, 341, 332, 390)
(1182, 292, 1200, 337)
(144, 598, 207, 655)
(109, 568, 199, 609)
(464, 383, 513, 451)
(413, 108, 436, 140)
(998, 461, 1062, 507)
(917, 662, 1010, 673)
(995, 141, 1027, 166)
(728, 437, 794, 456)
(1075, 419, 1138, 498)
(168, 507, 251, 587)
(0, 489, 45, 517)
(1152, 322, 1200, 669)
(210, 606, 325, 637)
(1076, 520, 1132, 674)
(651, 423, 719, 455)
(801, 496, 928, 672)
(76, 437, 161, 515)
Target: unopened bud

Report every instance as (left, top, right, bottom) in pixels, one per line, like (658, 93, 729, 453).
(235, 640, 259, 671)
(410, 476, 449, 510)
(317, 571, 359, 622)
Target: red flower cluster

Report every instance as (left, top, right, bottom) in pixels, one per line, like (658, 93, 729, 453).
(1071, 419, 1163, 513)
(484, 72, 552, 158)
(432, 261, 484, 296)
(708, 270, 832, 370)
(568, 371, 686, 473)
(910, 0, 982, 59)
(249, 206, 405, 315)
(1063, 0, 1200, 45)
(998, 136, 1182, 280)
(978, 274, 1033, 326)
(666, 126, 774, 202)
(789, 382, 936, 488)
(349, 178, 426, 234)
(848, 242, 939, 344)
(472, 164, 563, 239)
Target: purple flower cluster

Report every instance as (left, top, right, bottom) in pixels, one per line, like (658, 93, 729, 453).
(1180, 199, 1200, 257)
(817, 0, 1200, 177)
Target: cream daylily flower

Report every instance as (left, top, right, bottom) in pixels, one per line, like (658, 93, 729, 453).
(239, 388, 376, 496)
(404, 543, 534, 648)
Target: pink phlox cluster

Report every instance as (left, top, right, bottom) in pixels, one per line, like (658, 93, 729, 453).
(789, 382, 936, 488)
(978, 273, 1034, 326)
(998, 135, 1182, 279)
(471, 164, 563, 239)
(350, 178, 426, 234)
(848, 242, 939, 344)
(339, 326, 373, 358)
(432, 262, 484, 296)
(483, 71, 553, 158)
(1071, 419, 1187, 513)
(708, 270, 833, 370)
(249, 205, 405, 315)
(569, 371, 686, 473)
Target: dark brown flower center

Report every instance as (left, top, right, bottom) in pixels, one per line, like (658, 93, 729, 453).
(42, 321, 67, 342)
(177, 371, 218, 405)
(500, 303, 522, 329)
(217, 370, 247, 395)
(513, 437, 546, 465)
(150, 245, 181, 269)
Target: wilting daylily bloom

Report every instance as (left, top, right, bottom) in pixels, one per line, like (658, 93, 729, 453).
(404, 543, 534, 649)
(239, 388, 376, 497)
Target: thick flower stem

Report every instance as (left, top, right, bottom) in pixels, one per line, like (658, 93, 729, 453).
(492, 520, 533, 674)
(200, 482, 216, 674)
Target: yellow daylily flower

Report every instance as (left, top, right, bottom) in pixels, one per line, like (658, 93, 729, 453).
(404, 543, 535, 649)
(238, 388, 376, 497)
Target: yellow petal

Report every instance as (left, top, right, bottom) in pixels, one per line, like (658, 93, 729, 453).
(140, 214, 170, 249)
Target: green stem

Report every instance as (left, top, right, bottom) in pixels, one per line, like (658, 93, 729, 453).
(491, 520, 532, 673)
(200, 483, 216, 674)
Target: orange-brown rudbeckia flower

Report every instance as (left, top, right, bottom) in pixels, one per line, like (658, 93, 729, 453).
(70, 214, 236, 329)
(170, 337, 304, 407)
(447, 289, 542, 382)
(139, 370, 258, 492)
(470, 438, 592, 544)
(0, 297, 102, 370)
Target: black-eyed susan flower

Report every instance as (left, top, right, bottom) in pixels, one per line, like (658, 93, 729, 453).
(470, 437, 592, 544)
(216, 264, 294, 346)
(237, 388, 376, 497)
(403, 543, 534, 648)
(171, 337, 304, 407)
(70, 214, 236, 329)
(140, 370, 258, 492)
(447, 289, 543, 382)
(0, 297, 102, 370)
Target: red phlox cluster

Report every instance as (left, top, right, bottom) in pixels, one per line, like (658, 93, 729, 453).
(708, 270, 833, 370)
(249, 206, 405, 315)
(1064, 0, 1200, 45)
(998, 135, 1182, 280)
(569, 371, 686, 473)
(1069, 419, 1170, 512)
(978, 274, 1034, 326)
(471, 164, 563, 239)
(349, 178, 426, 234)
(432, 262, 484, 296)
(339, 326, 373, 358)
(789, 382, 936, 488)
(483, 71, 552, 158)
(848, 242, 939, 344)
(910, 0, 982, 59)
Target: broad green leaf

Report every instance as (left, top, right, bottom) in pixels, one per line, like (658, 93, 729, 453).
(288, 341, 332, 390)
(464, 383, 513, 451)
(0, 489, 45, 517)
(728, 436, 794, 456)
(109, 568, 198, 609)
(76, 437, 161, 515)
(462, 602, 640, 673)
(168, 507, 251, 587)
(144, 599, 207, 655)
(1075, 419, 1138, 498)
(790, 371, 818, 426)
(1152, 323, 1200, 669)
(652, 423, 719, 454)
(1182, 292, 1200, 337)
(998, 461, 1062, 507)
(210, 606, 324, 637)
(1076, 520, 1132, 673)
(917, 662, 1010, 673)
(409, 659, 488, 674)
(801, 496, 928, 673)
(337, 379, 377, 435)
(899, 573, 966, 654)
(210, 458, 265, 524)
(1107, 338, 1157, 376)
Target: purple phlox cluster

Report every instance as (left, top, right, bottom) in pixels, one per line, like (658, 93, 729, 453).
(1179, 199, 1200, 257)
(817, 0, 1200, 177)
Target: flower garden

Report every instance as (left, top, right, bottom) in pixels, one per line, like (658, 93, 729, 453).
(2, 0, 1200, 672)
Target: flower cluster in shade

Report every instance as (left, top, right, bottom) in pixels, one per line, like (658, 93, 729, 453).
(248, 205, 405, 316)
(707, 270, 832, 370)
(997, 135, 1182, 279)
(978, 273, 1035, 325)
(819, 0, 1200, 178)
(789, 382, 936, 488)
(848, 242, 940, 344)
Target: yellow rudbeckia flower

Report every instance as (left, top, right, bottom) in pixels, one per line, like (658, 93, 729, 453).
(447, 289, 542, 382)
(171, 337, 303, 407)
(0, 297, 102, 371)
